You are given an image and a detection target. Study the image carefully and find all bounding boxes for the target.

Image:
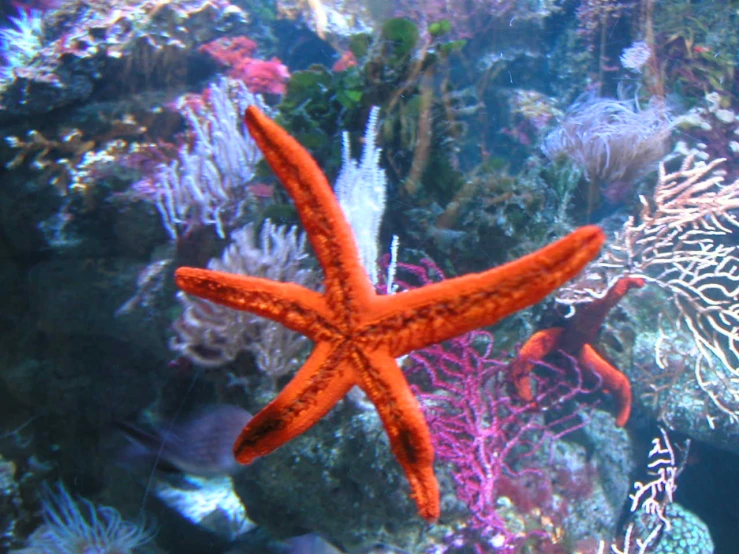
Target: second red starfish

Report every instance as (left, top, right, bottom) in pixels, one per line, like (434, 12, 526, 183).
(509, 276, 644, 427)
(174, 106, 605, 521)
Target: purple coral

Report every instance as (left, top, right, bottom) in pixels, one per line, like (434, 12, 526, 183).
(390, 259, 590, 551)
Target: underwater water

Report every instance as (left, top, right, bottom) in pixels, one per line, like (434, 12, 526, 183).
(0, 0, 738, 552)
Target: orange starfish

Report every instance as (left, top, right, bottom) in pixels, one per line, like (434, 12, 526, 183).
(509, 276, 644, 427)
(174, 106, 605, 521)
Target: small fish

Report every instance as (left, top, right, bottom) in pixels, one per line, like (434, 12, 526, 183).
(116, 404, 252, 476)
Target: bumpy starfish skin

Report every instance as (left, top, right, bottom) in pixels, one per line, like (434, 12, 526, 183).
(175, 106, 606, 521)
(510, 276, 644, 427)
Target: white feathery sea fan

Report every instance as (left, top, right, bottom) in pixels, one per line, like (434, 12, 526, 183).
(154, 78, 269, 239)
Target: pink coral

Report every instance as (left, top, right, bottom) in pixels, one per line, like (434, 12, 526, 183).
(230, 58, 290, 96)
(198, 36, 257, 67)
(199, 36, 290, 96)
(332, 50, 357, 72)
(382, 258, 592, 551)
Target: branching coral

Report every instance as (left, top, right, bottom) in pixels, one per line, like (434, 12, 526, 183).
(6, 115, 146, 197)
(390, 259, 593, 550)
(149, 78, 269, 239)
(335, 106, 387, 284)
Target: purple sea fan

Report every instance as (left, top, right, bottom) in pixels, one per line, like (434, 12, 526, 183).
(407, 333, 588, 551)
(543, 96, 671, 204)
(389, 259, 590, 552)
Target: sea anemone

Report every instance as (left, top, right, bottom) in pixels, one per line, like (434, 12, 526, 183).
(13, 483, 154, 554)
(543, 95, 671, 204)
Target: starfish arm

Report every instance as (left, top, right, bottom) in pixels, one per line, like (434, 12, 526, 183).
(509, 328, 564, 401)
(175, 267, 333, 340)
(579, 343, 632, 427)
(243, 106, 375, 315)
(562, 275, 645, 348)
(233, 341, 356, 464)
(355, 349, 440, 521)
(368, 225, 605, 356)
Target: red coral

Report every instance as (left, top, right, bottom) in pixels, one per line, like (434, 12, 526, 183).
(332, 50, 357, 72)
(198, 36, 257, 68)
(229, 58, 290, 96)
(198, 36, 290, 95)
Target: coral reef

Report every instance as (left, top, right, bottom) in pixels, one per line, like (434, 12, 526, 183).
(2, 0, 739, 550)
(0, 0, 247, 121)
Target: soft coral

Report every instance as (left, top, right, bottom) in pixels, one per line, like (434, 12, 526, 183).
(229, 57, 290, 95)
(199, 36, 290, 96)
